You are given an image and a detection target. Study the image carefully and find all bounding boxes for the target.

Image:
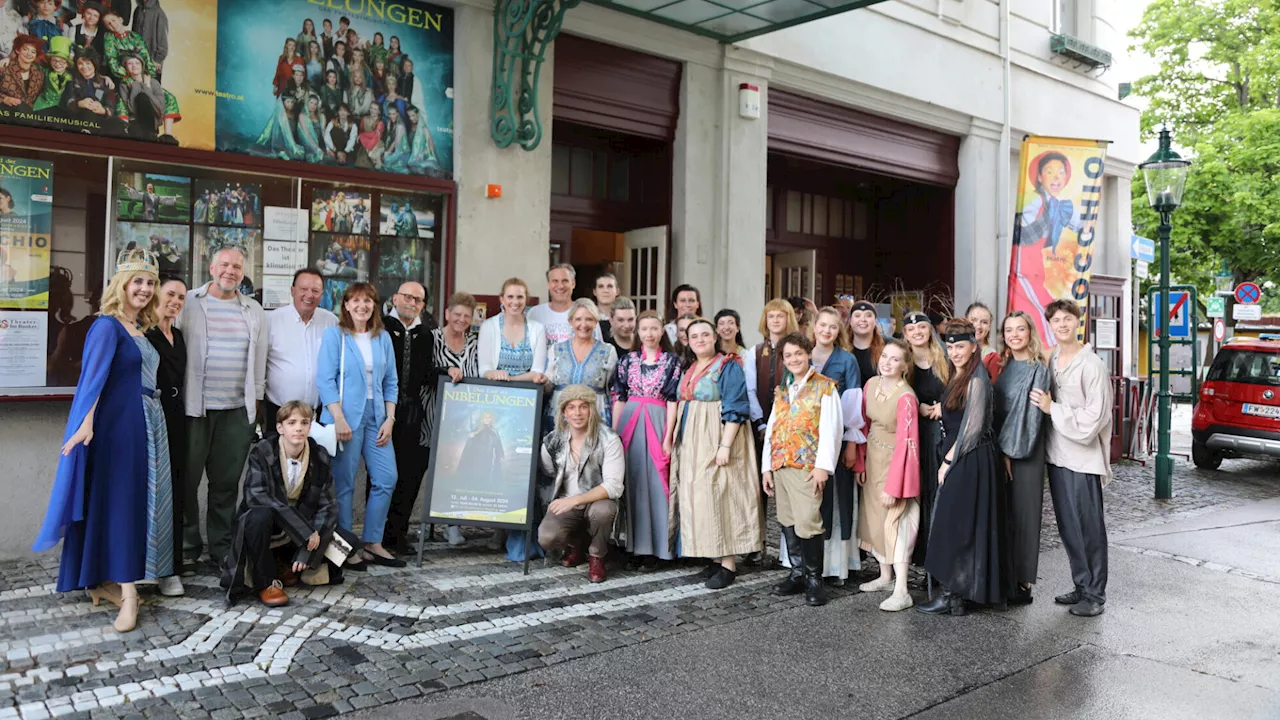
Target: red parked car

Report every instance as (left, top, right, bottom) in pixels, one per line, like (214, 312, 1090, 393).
(1192, 336, 1280, 469)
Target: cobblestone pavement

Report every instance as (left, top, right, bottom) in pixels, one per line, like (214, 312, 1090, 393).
(0, 456, 1275, 720)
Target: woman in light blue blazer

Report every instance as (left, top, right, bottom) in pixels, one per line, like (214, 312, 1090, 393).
(316, 283, 404, 568)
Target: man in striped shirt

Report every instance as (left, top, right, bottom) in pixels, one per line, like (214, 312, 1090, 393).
(181, 245, 268, 568)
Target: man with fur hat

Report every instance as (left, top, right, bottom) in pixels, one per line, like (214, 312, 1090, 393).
(536, 384, 625, 583)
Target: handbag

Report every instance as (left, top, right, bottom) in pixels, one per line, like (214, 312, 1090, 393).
(309, 334, 345, 454)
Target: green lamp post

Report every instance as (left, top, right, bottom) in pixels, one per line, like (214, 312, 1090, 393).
(1139, 127, 1191, 499)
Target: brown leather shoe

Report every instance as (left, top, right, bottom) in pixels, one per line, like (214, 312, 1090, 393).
(259, 580, 289, 607)
(588, 556, 607, 583)
(561, 545, 585, 568)
(278, 568, 299, 587)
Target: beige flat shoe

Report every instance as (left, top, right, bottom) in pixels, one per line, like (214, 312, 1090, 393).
(879, 591, 915, 612)
(858, 577, 894, 593)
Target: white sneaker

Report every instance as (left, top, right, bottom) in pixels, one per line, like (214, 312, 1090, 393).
(157, 576, 185, 597)
(879, 591, 914, 612)
(445, 526, 466, 546)
(858, 577, 893, 593)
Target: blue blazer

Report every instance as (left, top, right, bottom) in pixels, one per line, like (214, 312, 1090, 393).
(316, 326, 398, 431)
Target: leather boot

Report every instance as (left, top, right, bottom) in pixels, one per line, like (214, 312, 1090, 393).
(773, 526, 804, 595)
(915, 590, 966, 616)
(801, 536, 826, 607)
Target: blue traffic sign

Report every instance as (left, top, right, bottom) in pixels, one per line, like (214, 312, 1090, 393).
(1153, 291, 1191, 339)
(1131, 235, 1156, 263)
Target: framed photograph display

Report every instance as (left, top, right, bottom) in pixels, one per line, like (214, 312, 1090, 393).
(309, 233, 371, 311)
(310, 189, 372, 234)
(378, 194, 437, 238)
(419, 377, 544, 573)
(115, 172, 191, 223)
(113, 222, 192, 285)
(193, 179, 263, 227)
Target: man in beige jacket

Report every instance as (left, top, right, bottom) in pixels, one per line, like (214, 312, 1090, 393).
(1030, 298, 1112, 618)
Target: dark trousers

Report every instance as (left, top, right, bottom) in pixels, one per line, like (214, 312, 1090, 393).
(240, 507, 356, 591)
(240, 507, 298, 592)
(261, 400, 283, 440)
(185, 408, 257, 563)
(370, 420, 430, 550)
(1048, 464, 1108, 604)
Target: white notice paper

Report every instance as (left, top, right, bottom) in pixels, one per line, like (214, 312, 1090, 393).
(263, 240, 308, 275)
(1093, 318, 1118, 350)
(1233, 304, 1262, 321)
(0, 311, 48, 387)
(264, 206, 307, 242)
(262, 276, 293, 310)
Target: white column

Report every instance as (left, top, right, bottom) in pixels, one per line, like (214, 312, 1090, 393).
(670, 61, 719, 305)
(451, 4, 554, 299)
(670, 48, 771, 330)
(953, 123, 1002, 315)
(719, 49, 771, 332)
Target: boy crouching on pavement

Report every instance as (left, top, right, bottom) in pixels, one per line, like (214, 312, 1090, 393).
(221, 401, 358, 606)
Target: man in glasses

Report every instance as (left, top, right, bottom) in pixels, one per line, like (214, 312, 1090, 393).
(379, 281, 438, 555)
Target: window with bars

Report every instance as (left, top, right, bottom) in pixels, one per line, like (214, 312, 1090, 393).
(781, 190, 867, 240)
(551, 144, 632, 202)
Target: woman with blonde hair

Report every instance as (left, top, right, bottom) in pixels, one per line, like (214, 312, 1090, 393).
(478, 277, 547, 384)
(993, 310, 1050, 605)
(854, 338, 921, 611)
(545, 298, 618, 426)
(966, 301, 1003, 382)
(34, 247, 175, 633)
(902, 310, 949, 567)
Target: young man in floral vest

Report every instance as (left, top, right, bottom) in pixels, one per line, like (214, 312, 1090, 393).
(762, 333, 844, 607)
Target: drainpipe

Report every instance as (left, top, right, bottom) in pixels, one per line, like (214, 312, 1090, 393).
(997, 0, 1012, 311)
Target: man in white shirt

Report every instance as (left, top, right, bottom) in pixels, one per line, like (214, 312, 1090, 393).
(263, 268, 338, 438)
(526, 263, 578, 346)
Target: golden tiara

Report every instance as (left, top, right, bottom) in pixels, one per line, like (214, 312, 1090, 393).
(115, 246, 159, 275)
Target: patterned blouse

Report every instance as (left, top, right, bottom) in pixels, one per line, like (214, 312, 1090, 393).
(611, 349, 681, 405)
(422, 327, 479, 446)
(496, 313, 534, 375)
(547, 339, 618, 424)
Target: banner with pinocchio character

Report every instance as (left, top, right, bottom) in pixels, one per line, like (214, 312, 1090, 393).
(1007, 136, 1108, 346)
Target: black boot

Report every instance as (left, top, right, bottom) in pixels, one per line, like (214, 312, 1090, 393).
(773, 527, 804, 596)
(801, 536, 826, 607)
(915, 590, 966, 616)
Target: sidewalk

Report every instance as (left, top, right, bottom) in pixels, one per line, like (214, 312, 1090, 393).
(0, 453, 1275, 720)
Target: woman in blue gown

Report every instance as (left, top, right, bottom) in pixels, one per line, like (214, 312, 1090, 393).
(33, 247, 174, 634)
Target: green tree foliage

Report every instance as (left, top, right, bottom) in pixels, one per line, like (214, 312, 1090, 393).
(1130, 0, 1280, 313)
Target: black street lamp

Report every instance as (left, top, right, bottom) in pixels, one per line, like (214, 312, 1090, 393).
(1139, 127, 1191, 498)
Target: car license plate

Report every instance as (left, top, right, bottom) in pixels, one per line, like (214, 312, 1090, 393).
(1243, 403, 1280, 419)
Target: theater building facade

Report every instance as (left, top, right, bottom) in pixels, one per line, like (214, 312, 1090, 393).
(0, 0, 1138, 557)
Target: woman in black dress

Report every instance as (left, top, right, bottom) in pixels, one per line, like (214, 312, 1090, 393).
(902, 311, 948, 566)
(847, 300, 882, 388)
(145, 277, 187, 595)
(918, 318, 1007, 616)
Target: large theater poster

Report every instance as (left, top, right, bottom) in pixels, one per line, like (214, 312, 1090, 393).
(1007, 136, 1108, 346)
(0, 0, 453, 178)
(424, 378, 543, 531)
(0, 157, 53, 309)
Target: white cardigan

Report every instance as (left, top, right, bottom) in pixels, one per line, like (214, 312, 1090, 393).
(478, 314, 548, 375)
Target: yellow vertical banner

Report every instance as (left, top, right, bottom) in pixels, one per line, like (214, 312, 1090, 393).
(1006, 136, 1108, 346)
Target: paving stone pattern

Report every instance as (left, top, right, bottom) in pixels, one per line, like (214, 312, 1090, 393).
(0, 457, 1274, 720)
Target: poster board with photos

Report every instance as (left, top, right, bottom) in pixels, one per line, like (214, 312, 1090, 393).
(422, 378, 543, 532)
